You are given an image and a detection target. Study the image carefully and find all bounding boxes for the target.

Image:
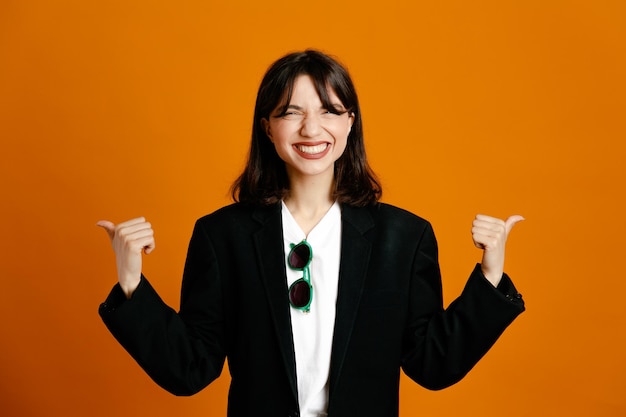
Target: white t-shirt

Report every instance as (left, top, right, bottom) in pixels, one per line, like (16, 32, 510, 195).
(281, 201, 342, 417)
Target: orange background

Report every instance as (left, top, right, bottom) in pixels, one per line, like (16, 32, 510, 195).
(1, 1, 625, 416)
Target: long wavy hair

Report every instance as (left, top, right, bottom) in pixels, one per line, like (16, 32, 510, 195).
(231, 49, 382, 207)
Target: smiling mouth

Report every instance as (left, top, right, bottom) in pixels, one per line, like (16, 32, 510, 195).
(295, 143, 329, 154)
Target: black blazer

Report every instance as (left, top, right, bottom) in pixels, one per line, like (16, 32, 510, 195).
(100, 203, 524, 417)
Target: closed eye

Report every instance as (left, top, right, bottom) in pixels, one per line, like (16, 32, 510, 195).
(278, 110, 304, 120)
(321, 107, 348, 118)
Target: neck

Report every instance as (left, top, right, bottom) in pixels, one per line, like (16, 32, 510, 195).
(284, 172, 335, 236)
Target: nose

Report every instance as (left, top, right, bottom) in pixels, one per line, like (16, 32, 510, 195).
(300, 113, 322, 137)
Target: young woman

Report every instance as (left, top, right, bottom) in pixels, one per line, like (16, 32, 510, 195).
(97, 50, 525, 417)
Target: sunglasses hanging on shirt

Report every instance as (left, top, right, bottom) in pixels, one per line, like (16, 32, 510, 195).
(287, 240, 313, 313)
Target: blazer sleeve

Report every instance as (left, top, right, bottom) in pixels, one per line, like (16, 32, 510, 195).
(98, 219, 226, 396)
(400, 222, 525, 390)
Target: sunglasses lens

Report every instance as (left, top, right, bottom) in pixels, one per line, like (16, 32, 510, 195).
(289, 243, 311, 269)
(289, 280, 311, 308)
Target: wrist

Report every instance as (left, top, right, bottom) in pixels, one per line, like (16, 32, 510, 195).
(119, 275, 141, 299)
(481, 266, 503, 287)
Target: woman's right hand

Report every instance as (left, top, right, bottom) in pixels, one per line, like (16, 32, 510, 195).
(97, 217, 155, 298)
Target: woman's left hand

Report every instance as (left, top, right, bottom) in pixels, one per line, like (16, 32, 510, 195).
(472, 214, 524, 287)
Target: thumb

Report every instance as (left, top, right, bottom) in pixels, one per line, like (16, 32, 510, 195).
(96, 220, 116, 240)
(504, 215, 525, 236)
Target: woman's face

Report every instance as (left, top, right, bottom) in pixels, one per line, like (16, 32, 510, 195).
(262, 75, 354, 182)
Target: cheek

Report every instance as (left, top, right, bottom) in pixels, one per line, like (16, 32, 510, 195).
(272, 141, 291, 162)
(268, 127, 289, 148)
(339, 124, 352, 145)
(333, 130, 350, 157)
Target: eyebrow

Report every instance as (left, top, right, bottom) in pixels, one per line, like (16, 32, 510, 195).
(281, 103, 346, 112)
(272, 101, 348, 118)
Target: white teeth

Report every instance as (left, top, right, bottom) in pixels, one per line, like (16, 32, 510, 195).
(296, 144, 328, 154)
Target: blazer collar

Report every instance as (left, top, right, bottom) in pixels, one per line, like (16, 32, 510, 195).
(251, 203, 376, 403)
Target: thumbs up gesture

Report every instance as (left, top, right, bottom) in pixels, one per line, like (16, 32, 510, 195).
(96, 217, 155, 298)
(472, 214, 524, 287)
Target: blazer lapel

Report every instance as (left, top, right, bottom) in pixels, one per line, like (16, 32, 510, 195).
(329, 205, 375, 394)
(251, 204, 299, 402)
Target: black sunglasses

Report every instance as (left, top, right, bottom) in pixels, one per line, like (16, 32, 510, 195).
(287, 240, 313, 313)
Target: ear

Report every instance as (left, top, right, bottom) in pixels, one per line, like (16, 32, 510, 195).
(261, 118, 272, 141)
(348, 112, 355, 133)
